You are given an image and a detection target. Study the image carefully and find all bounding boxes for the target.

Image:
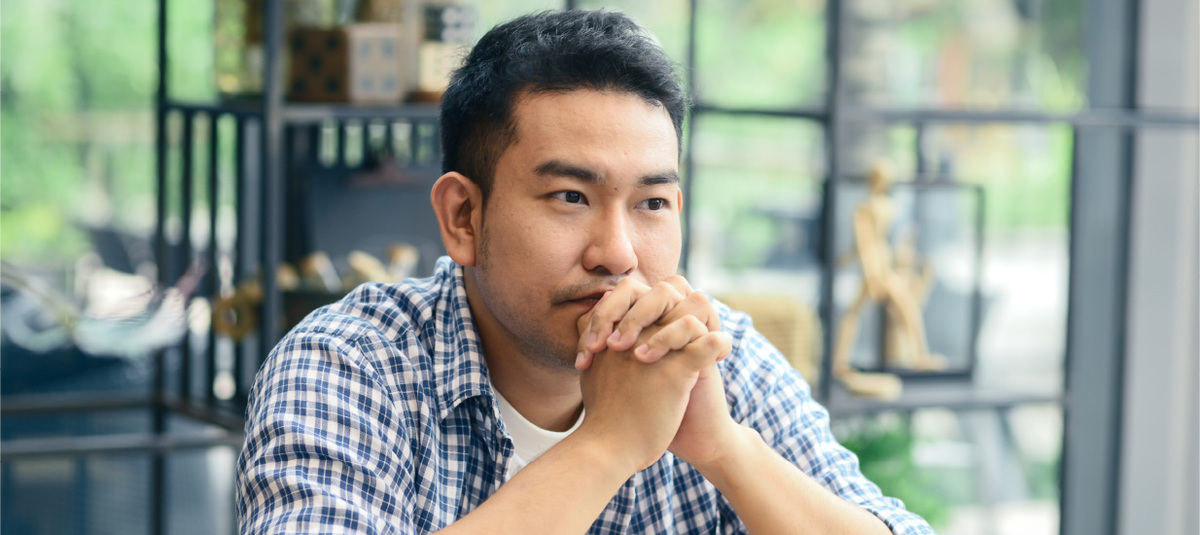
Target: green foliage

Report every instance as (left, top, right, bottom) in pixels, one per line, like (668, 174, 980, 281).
(695, 1, 825, 108)
(1, 0, 211, 265)
(838, 417, 950, 528)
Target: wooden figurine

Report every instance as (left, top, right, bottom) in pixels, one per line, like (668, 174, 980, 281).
(833, 163, 944, 400)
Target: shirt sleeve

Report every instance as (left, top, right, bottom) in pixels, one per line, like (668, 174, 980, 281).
(236, 328, 415, 534)
(720, 309, 937, 535)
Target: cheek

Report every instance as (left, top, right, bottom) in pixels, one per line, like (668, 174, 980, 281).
(634, 221, 683, 277)
(491, 209, 581, 265)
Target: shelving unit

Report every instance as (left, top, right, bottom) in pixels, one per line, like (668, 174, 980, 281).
(4, 2, 454, 533)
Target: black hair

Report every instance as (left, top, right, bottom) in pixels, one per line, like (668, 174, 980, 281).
(439, 9, 688, 200)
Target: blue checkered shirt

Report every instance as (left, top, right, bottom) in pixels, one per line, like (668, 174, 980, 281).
(237, 257, 935, 534)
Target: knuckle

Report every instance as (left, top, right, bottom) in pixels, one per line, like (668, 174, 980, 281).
(665, 274, 691, 290)
(704, 332, 725, 350)
(651, 280, 679, 299)
(647, 328, 670, 347)
(686, 289, 710, 307)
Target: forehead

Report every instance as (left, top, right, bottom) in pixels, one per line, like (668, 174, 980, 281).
(496, 89, 679, 175)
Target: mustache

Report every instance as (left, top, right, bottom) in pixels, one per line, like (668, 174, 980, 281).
(551, 277, 625, 304)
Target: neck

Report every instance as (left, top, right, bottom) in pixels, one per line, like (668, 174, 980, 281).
(463, 267, 584, 432)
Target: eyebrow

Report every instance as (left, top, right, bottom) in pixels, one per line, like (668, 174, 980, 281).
(534, 159, 680, 187)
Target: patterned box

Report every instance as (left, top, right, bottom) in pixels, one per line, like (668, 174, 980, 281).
(288, 24, 406, 103)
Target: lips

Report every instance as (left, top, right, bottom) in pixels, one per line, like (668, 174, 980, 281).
(569, 297, 602, 308)
(562, 289, 611, 307)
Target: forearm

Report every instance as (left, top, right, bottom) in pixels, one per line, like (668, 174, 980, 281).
(435, 431, 633, 534)
(697, 425, 893, 535)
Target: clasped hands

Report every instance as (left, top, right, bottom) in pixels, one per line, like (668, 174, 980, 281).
(572, 276, 739, 476)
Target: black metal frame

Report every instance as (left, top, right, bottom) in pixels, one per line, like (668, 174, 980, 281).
(678, 0, 1197, 407)
(677, 2, 1196, 535)
(0, 1, 447, 533)
(2, 1, 1196, 534)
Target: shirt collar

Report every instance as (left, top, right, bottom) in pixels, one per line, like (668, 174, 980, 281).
(430, 257, 497, 422)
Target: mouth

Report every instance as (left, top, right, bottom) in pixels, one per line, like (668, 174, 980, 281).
(562, 290, 611, 308)
(567, 296, 602, 308)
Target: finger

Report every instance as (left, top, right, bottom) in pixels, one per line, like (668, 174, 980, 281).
(672, 331, 734, 371)
(608, 280, 686, 351)
(575, 350, 594, 371)
(656, 288, 721, 334)
(575, 290, 612, 362)
(632, 315, 708, 363)
(584, 279, 649, 353)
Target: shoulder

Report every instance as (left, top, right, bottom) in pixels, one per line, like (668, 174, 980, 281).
(255, 263, 459, 405)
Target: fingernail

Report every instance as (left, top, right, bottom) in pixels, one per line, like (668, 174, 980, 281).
(607, 329, 622, 344)
(620, 330, 636, 347)
(587, 332, 598, 348)
(634, 344, 650, 358)
(575, 351, 586, 369)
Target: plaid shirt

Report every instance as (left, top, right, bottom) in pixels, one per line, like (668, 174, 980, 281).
(237, 257, 935, 534)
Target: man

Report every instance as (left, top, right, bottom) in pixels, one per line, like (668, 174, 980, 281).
(238, 10, 935, 534)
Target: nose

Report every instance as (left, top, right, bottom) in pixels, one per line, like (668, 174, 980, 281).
(582, 207, 638, 276)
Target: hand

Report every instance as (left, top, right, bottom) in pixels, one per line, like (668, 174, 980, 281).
(667, 359, 738, 468)
(573, 275, 738, 469)
(574, 276, 722, 370)
(575, 327, 732, 474)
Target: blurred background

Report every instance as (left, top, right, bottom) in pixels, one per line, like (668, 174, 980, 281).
(1, 0, 1196, 534)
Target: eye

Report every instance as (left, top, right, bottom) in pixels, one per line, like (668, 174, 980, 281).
(552, 191, 585, 204)
(639, 198, 669, 211)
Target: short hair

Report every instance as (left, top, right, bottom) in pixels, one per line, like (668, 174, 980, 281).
(439, 10, 688, 201)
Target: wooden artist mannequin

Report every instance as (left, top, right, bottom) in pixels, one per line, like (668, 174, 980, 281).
(833, 164, 942, 400)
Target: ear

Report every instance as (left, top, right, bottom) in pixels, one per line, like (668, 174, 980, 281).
(675, 187, 684, 214)
(430, 172, 484, 266)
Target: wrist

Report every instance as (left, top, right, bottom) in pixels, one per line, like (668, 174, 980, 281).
(565, 423, 644, 482)
(690, 424, 763, 488)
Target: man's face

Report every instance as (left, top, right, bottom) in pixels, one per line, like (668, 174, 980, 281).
(464, 89, 683, 371)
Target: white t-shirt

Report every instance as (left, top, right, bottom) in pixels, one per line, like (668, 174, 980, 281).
(492, 388, 585, 480)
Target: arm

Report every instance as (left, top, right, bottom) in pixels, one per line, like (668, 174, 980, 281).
(693, 424, 893, 534)
(693, 319, 936, 535)
(441, 305, 732, 534)
(434, 430, 633, 534)
(237, 331, 417, 534)
(576, 284, 934, 534)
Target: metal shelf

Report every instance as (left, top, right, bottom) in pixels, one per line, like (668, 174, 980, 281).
(0, 429, 245, 460)
(825, 381, 1062, 417)
(692, 103, 829, 121)
(692, 102, 1200, 128)
(163, 100, 441, 123)
(840, 106, 1200, 128)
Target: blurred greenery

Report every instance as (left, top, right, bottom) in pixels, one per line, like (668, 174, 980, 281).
(0, 1, 1080, 531)
(1, 0, 211, 266)
(837, 416, 951, 529)
(1, 0, 1086, 269)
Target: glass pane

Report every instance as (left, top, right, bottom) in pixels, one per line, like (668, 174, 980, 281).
(695, 0, 827, 109)
(833, 406, 1063, 534)
(687, 114, 825, 301)
(831, 180, 984, 373)
(842, 0, 1087, 111)
(832, 123, 1071, 388)
(578, 0, 691, 68)
(476, 0, 563, 33)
